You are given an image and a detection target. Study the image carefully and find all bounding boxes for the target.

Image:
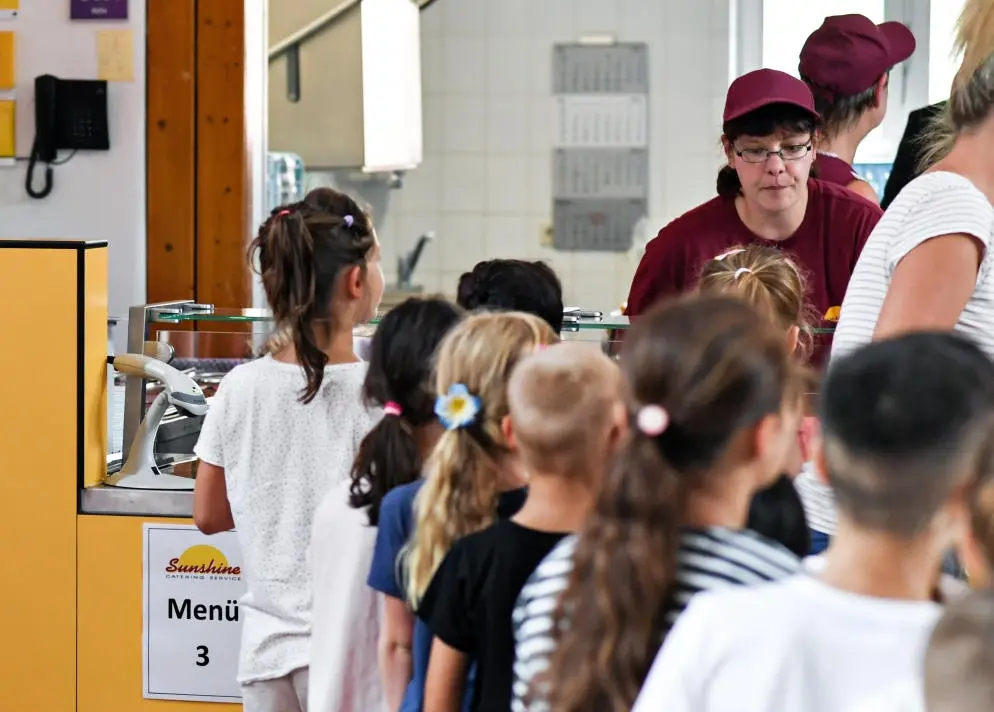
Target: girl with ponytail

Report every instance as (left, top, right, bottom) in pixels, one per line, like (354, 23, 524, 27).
(513, 296, 804, 712)
(369, 311, 557, 712)
(309, 296, 462, 712)
(193, 189, 384, 712)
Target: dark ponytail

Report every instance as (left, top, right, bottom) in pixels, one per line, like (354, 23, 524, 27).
(540, 295, 802, 712)
(349, 297, 463, 525)
(248, 191, 375, 403)
(716, 165, 742, 199)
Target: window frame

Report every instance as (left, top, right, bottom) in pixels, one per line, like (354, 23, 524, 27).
(731, 0, 936, 164)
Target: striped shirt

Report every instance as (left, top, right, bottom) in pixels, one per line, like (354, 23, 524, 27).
(510, 527, 800, 712)
(804, 171, 994, 535)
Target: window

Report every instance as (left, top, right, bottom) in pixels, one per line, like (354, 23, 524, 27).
(761, 0, 885, 78)
(929, 0, 967, 104)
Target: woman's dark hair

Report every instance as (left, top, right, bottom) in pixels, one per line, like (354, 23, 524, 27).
(717, 103, 822, 199)
(248, 189, 375, 404)
(349, 297, 464, 526)
(542, 295, 803, 712)
(456, 259, 564, 332)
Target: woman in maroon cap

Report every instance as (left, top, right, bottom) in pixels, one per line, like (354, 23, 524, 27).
(626, 69, 882, 364)
(799, 14, 916, 204)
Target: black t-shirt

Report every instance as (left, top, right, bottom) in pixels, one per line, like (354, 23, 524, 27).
(419, 519, 568, 712)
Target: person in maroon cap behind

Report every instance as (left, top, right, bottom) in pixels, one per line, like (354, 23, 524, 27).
(626, 69, 882, 366)
(799, 14, 916, 204)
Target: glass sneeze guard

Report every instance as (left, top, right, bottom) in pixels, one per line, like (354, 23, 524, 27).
(151, 306, 633, 331)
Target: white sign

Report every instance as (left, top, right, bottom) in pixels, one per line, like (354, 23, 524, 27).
(143, 523, 246, 703)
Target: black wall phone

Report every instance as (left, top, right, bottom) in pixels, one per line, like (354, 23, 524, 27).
(26, 74, 110, 199)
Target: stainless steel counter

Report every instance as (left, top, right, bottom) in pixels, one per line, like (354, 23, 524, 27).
(81, 485, 194, 517)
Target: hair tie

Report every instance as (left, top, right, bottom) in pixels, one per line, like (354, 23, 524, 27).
(734, 267, 752, 280)
(637, 405, 669, 436)
(434, 383, 482, 431)
(714, 248, 746, 261)
(343, 214, 354, 228)
(277, 210, 291, 217)
(384, 401, 403, 417)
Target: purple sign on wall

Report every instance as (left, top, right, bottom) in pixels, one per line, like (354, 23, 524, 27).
(71, 0, 128, 20)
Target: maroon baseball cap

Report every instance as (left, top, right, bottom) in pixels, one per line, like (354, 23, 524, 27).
(723, 69, 819, 124)
(799, 14, 916, 101)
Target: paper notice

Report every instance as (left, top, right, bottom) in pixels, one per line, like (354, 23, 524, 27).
(97, 29, 134, 82)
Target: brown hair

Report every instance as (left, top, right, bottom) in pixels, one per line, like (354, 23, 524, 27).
(248, 190, 375, 403)
(922, 0, 994, 167)
(966, 466, 994, 573)
(804, 74, 887, 139)
(698, 244, 814, 358)
(542, 296, 802, 712)
(925, 588, 994, 712)
(717, 103, 822, 199)
(404, 312, 559, 605)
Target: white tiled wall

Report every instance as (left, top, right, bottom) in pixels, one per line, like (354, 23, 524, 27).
(376, 0, 733, 310)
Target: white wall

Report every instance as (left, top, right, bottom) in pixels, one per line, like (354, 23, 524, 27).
(0, 0, 146, 321)
(374, 0, 732, 310)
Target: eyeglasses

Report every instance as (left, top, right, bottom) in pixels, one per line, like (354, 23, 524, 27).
(735, 143, 813, 164)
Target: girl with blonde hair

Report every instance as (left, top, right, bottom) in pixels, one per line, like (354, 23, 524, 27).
(367, 311, 558, 712)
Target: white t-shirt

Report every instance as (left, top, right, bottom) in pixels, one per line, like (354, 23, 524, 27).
(308, 479, 385, 712)
(194, 355, 378, 683)
(833, 170, 994, 359)
(632, 574, 940, 712)
(799, 171, 994, 535)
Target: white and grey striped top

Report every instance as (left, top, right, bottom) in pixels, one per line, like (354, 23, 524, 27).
(833, 171, 994, 359)
(801, 171, 994, 535)
(510, 528, 800, 712)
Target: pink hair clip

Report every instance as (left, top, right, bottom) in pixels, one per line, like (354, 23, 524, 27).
(384, 401, 403, 417)
(277, 210, 291, 217)
(637, 404, 669, 436)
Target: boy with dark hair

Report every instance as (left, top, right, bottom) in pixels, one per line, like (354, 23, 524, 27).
(456, 259, 564, 332)
(633, 332, 994, 712)
(799, 14, 916, 203)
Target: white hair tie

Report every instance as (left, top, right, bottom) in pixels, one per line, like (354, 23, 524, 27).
(714, 248, 746, 261)
(734, 267, 752, 280)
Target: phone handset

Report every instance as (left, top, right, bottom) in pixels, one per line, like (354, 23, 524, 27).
(26, 75, 57, 199)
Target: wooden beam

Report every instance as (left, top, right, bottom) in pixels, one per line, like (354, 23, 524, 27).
(196, 0, 251, 310)
(146, 0, 197, 304)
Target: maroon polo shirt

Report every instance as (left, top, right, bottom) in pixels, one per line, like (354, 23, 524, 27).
(626, 178, 882, 365)
(815, 153, 859, 188)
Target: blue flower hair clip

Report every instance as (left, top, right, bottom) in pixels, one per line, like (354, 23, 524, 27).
(435, 383, 482, 431)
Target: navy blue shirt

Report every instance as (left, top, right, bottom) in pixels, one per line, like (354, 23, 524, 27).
(367, 479, 528, 712)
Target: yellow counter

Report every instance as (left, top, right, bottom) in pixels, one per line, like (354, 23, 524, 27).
(0, 241, 234, 711)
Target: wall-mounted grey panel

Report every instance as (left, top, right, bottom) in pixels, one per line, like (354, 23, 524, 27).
(553, 43, 649, 94)
(553, 198, 646, 252)
(554, 148, 648, 199)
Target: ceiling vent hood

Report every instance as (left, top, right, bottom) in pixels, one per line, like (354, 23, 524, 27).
(269, 0, 423, 172)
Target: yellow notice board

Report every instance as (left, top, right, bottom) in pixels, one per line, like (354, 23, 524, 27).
(0, 31, 13, 90)
(0, 99, 14, 157)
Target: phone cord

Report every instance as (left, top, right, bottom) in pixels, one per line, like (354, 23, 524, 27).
(25, 139, 53, 200)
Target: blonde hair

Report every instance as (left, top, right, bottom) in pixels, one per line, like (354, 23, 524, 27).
(404, 311, 559, 604)
(507, 342, 621, 476)
(922, 0, 994, 168)
(698, 245, 813, 358)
